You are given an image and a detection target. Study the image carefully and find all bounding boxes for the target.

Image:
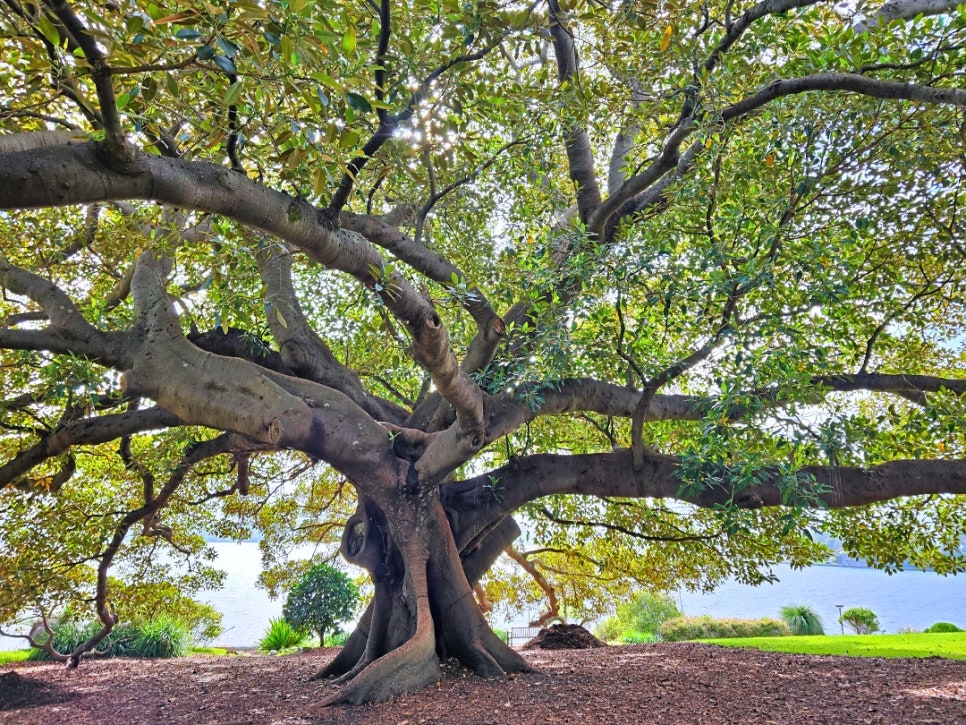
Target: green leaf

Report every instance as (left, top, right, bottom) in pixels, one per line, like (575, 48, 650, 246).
(345, 92, 371, 113)
(213, 55, 237, 74)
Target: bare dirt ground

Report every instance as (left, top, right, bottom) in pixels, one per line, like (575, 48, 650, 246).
(2, 642, 965, 724)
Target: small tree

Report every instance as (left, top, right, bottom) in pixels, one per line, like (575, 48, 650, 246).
(779, 604, 825, 636)
(840, 607, 881, 635)
(282, 564, 358, 647)
(597, 591, 681, 641)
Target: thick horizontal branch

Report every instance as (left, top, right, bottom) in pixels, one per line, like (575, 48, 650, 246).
(854, 0, 965, 33)
(722, 73, 966, 120)
(444, 450, 966, 545)
(0, 131, 76, 154)
(485, 372, 966, 443)
(0, 406, 182, 488)
(0, 141, 446, 372)
(0, 258, 126, 363)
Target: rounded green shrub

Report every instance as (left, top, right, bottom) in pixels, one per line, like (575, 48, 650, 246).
(924, 622, 962, 633)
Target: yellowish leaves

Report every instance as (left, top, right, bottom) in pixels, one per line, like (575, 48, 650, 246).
(659, 25, 673, 52)
(342, 26, 357, 55)
(153, 12, 196, 25)
(765, 153, 775, 167)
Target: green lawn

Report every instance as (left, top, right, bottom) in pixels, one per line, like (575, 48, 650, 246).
(0, 646, 232, 665)
(0, 649, 31, 665)
(189, 646, 230, 656)
(702, 632, 966, 660)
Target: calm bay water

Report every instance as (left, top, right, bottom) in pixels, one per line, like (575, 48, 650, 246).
(200, 543, 965, 647)
(675, 563, 966, 635)
(3, 541, 964, 651)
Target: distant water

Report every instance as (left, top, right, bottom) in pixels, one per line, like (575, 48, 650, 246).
(3, 542, 964, 651)
(203, 544, 966, 646)
(675, 564, 966, 634)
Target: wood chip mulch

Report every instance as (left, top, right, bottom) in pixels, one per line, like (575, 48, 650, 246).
(2, 643, 965, 724)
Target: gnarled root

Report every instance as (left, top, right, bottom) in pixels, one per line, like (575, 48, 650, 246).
(320, 615, 440, 706)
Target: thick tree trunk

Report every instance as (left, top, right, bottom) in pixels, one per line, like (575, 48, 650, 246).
(315, 489, 531, 705)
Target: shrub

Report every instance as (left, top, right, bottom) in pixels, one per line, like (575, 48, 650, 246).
(282, 563, 358, 646)
(28, 620, 93, 660)
(128, 616, 191, 658)
(28, 617, 191, 660)
(259, 617, 306, 651)
(658, 615, 791, 641)
(596, 591, 681, 642)
(924, 622, 963, 633)
(780, 604, 825, 636)
(839, 607, 880, 635)
(324, 629, 351, 647)
(620, 631, 659, 644)
(28, 619, 127, 661)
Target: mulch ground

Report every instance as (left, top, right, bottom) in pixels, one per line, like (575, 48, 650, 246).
(2, 643, 965, 724)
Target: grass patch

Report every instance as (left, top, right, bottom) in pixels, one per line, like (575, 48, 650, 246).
(190, 646, 229, 655)
(0, 649, 32, 664)
(702, 632, 966, 660)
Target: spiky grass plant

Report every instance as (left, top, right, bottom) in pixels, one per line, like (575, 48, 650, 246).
(780, 604, 825, 636)
(129, 616, 191, 658)
(258, 617, 305, 652)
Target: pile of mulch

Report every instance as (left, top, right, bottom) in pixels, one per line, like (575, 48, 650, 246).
(521, 623, 606, 650)
(3, 643, 966, 724)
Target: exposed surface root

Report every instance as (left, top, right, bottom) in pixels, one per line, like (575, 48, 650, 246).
(320, 626, 440, 705)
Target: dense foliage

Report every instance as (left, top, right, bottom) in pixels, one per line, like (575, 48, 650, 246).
(596, 591, 681, 641)
(29, 615, 191, 660)
(1, 0, 964, 704)
(282, 562, 358, 646)
(659, 615, 791, 641)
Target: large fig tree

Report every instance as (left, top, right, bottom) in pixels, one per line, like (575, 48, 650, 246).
(1, 0, 965, 705)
